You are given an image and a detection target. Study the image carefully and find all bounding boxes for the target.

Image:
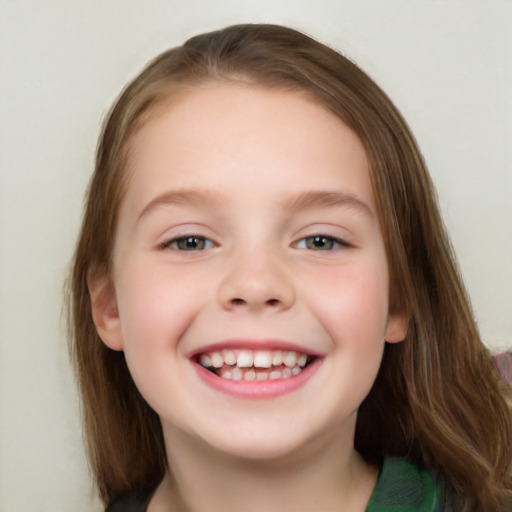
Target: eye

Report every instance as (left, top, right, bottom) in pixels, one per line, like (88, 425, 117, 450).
(161, 236, 215, 251)
(295, 235, 350, 251)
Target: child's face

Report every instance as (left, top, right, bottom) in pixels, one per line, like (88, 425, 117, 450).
(93, 84, 408, 460)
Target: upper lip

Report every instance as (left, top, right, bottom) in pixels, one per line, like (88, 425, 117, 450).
(187, 339, 325, 359)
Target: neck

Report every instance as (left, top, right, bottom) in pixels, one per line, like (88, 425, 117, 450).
(150, 421, 378, 512)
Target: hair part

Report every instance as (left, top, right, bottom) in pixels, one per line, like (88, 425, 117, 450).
(68, 24, 512, 510)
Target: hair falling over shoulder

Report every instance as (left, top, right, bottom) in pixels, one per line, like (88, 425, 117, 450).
(67, 24, 512, 511)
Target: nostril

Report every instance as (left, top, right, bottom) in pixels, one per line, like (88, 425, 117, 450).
(230, 297, 280, 307)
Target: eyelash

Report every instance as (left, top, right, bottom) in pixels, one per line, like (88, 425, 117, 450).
(159, 234, 351, 251)
(159, 236, 215, 251)
(294, 235, 352, 251)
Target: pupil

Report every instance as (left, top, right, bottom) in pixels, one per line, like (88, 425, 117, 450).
(182, 237, 201, 250)
(309, 236, 331, 249)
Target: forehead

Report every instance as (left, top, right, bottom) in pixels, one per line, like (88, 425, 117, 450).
(122, 83, 374, 216)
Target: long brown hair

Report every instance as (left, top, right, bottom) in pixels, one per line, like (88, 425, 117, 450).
(67, 24, 512, 510)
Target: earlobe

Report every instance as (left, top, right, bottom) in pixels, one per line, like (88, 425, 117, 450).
(385, 310, 409, 344)
(87, 270, 124, 351)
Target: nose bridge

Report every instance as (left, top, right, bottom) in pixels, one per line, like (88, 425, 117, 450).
(217, 240, 295, 311)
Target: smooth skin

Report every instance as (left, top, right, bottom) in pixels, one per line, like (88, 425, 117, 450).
(89, 83, 408, 511)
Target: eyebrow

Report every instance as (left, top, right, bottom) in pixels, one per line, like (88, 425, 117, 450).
(137, 188, 374, 221)
(280, 191, 374, 217)
(137, 189, 226, 221)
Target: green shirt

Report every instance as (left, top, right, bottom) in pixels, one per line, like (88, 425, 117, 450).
(367, 457, 445, 512)
(107, 457, 448, 512)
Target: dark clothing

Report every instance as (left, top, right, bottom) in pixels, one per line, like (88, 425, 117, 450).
(106, 457, 452, 511)
(105, 483, 158, 512)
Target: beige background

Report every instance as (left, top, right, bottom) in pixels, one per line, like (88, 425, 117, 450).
(1, 1, 511, 510)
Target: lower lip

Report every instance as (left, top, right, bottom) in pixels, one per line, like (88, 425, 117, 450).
(193, 359, 322, 399)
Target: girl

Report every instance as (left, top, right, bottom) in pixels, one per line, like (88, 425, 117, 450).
(67, 24, 512, 512)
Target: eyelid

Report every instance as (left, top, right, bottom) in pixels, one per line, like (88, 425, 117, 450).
(153, 221, 219, 248)
(158, 234, 216, 251)
(294, 234, 352, 250)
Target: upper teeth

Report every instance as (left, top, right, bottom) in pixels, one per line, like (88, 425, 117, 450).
(199, 349, 309, 370)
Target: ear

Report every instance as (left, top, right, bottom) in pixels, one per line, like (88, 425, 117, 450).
(384, 309, 409, 344)
(87, 269, 124, 351)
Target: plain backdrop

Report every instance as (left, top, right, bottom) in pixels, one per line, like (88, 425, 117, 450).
(0, 1, 511, 510)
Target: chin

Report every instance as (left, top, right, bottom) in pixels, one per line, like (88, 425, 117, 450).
(215, 438, 306, 463)
(195, 417, 324, 464)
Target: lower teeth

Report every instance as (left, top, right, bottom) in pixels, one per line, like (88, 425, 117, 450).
(215, 365, 304, 381)
(200, 356, 314, 381)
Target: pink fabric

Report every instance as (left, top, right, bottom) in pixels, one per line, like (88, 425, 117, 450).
(493, 351, 512, 387)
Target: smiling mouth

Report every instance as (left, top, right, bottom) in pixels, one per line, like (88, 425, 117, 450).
(195, 349, 315, 381)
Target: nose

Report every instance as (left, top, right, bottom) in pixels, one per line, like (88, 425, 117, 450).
(217, 247, 295, 312)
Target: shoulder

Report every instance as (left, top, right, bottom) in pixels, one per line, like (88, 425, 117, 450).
(367, 457, 455, 511)
(105, 483, 158, 512)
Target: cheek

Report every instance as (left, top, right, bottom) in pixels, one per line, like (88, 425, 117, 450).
(304, 261, 390, 345)
(114, 258, 206, 353)
(113, 259, 207, 408)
